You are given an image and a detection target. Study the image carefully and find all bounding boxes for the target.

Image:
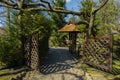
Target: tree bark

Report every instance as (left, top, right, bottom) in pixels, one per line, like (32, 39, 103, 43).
(87, 0, 109, 40)
(88, 9, 95, 39)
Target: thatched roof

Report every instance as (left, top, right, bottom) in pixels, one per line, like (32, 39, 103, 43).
(58, 23, 80, 32)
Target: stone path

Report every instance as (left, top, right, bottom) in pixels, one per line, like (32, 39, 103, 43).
(40, 48, 78, 75)
(24, 47, 117, 80)
(23, 48, 92, 80)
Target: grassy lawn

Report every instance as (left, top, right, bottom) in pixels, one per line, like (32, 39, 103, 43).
(0, 69, 15, 80)
(82, 64, 120, 80)
(0, 66, 27, 80)
(87, 67, 120, 80)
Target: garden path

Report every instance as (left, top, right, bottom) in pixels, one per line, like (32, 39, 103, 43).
(24, 48, 112, 80)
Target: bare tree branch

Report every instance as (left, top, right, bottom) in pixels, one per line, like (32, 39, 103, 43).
(0, 0, 84, 16)
(25, 8, 84, 16)
(1, 0, 17, 7)
(10, 0, 15, 3)
(87, 0, 109, 39)
(40, 0, 52, 10)
(77, 21, 89, 25)
(93, 0, 109, 13)
(54, 7, 65, 10)
(0, 4, 16, 9)
(26, 3, 46, 8)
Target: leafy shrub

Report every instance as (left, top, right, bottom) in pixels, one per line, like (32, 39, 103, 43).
(0, 28, 22, 67)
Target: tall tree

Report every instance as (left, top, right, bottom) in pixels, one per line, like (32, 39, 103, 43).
(80, 0, 94, 39)
(80, 0, 109, 39)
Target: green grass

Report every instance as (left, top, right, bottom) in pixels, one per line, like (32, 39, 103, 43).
(0, 66, 27, 80)
(86, 66, 120, 80)
(113, 60, 120, 69)
(81, 63, 120, 80)
(0, 68, 16, 80)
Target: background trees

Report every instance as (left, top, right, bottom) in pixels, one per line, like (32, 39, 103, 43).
(97, 0, 119, 35)
(1, 0, 118, 67)
(49, 0, 68, 47)
(0, 9, 53, 67)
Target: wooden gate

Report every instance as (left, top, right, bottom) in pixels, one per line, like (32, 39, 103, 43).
(25, 33, 40, 71)
(83, 34, 113, 71)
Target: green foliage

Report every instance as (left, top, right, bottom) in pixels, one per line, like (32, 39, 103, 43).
(0, 10, 53, 66)
(0, 27, 22, 67)
(113, 35, 120, 59)
(49, 0, 68, 47)
(80, 0, 93, 21)
(50, 32, 68, 47)
(97, 0, 119, 35)
(80, 0, 119, 37)
(113, 60, 120, 69)
(0, 10, 24, 67)
(21, 11, 52, 37)
(21, 11, 53, 56)
(80, 0, 100, 38)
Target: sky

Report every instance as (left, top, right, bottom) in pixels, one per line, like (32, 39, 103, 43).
(0, 23, 2, 27)
(66, 0, 80, 12)
(65, 0, 81, 21)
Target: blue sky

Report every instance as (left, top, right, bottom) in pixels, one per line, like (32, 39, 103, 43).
(66, 0, 81, 12)
(65, 0, 81, 21)
(0, 23, 2, 27)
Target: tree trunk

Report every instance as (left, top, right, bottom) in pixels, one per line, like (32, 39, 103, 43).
(87, 8, 95, 40)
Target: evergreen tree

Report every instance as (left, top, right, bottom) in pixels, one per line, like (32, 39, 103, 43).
(0, 9, 53, 66)
(80, 0, 98, 38)
(97, 0, 118, 35)
(21, 11, 53, 56)
(49, 0, 68, 47)
(80, 0, 118, 37)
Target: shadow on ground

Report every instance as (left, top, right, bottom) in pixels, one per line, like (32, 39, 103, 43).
(40, 48, 78, 75)
(0, 67, 29, 80)
(114, 78, 120, 80)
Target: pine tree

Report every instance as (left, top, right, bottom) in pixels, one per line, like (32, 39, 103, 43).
(49, 0, 68, 47)
(97, 0, 118, 35)
(80, 0, 98, 38)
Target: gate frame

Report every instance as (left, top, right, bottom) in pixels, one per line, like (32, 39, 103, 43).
(82, 34, 113, 71)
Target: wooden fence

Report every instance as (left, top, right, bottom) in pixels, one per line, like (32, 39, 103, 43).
(83, 34, 120, 74)
(83, 34, 113, 71)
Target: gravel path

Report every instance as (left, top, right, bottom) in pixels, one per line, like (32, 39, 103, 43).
(24, 48, 116, 80)
(23, 48, 91, 80)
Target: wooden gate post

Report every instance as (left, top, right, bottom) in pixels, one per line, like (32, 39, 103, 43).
(69, 32, 77, 54)
(109, 34, 113, 71)
(25, 33, 40, 71)
(30, 34, 40, 71)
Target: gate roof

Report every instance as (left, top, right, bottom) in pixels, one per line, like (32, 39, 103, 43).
(58, 23, 80, 32)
